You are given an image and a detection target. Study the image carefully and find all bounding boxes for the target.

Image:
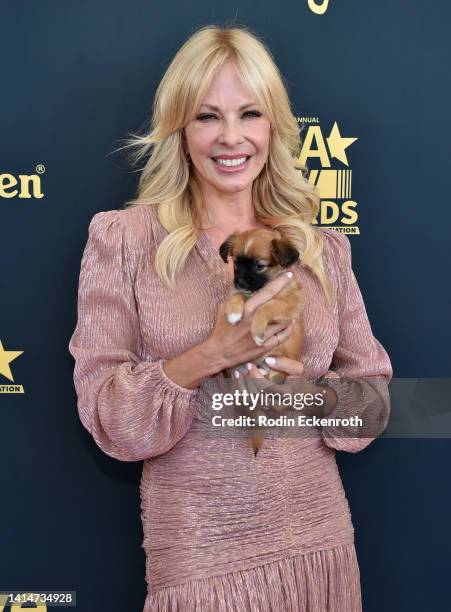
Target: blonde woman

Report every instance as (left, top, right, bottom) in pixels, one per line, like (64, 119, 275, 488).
(69, 24, 392, 611)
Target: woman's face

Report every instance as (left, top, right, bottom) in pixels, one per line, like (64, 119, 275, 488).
(183, 60, 271, 198)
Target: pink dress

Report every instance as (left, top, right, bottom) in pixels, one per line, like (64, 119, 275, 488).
(68, 203, 393, 611)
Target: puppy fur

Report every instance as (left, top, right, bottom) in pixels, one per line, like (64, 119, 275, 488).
(219, 228, 305, 456)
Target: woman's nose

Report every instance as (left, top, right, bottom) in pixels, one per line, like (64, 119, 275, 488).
(218, 120, 244, 145)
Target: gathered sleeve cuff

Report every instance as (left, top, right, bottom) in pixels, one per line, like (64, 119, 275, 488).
(68, 210, 198, 462)
(317, 229, 393, 453)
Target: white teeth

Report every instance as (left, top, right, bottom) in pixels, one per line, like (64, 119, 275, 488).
(214, 157, 248, 167)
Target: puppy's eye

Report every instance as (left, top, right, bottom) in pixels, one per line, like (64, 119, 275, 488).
(254, 262, 266, 272)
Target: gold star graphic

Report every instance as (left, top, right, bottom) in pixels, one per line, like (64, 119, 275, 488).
(0, 339, 24, 382)
(326, 122, 358, 166)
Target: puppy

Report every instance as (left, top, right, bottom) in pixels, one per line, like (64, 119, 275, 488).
(219, 228, 305, 456)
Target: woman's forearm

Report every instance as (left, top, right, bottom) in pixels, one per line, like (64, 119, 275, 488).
(162, 339, 226, 390)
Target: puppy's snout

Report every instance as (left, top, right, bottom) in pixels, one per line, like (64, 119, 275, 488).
(235, 277, 248, 290)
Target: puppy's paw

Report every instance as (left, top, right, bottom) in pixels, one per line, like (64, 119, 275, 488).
(252, 333, 265, 346)
(227, 311, 243, 325)
(251, 320, 268, 347)
(224, 293, 246, 325)
(250, 306, 271, 332)
(254, 358, 270, 374)
(268, 370, 286, 384)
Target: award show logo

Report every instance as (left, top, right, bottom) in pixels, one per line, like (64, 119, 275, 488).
(0, 339, 24, 393)
(296, 118, 359, 234)
(307, 0, 330, 15)
(0, 164, 45, 199)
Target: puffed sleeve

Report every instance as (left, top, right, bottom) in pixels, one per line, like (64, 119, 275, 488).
(317, 229, 393, 453)
(68, 210, 199, 462)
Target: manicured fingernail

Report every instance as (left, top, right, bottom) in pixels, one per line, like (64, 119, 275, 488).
(292, 319, 296, 325)
(286, 271, 293, 278)
(233, 370, 240, 379)
(265, 356, 276, 365)
(246, 362, 253, 370)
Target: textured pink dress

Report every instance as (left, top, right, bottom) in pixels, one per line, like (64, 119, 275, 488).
(68, 203, 393, 611)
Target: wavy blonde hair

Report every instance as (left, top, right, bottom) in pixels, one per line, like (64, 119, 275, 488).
(114, 24, 333, 305)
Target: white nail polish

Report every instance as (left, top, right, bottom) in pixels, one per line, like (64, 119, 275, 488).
(286, 271, 293, 278)
(233, 370, 240, 379)
(265, 356, 276, 365)
(246, 363, 252, 371)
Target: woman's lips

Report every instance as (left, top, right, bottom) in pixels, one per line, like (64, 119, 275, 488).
(211, 156, 251, 172)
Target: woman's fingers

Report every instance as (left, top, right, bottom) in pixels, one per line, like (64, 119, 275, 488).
(244, 363, 266, 379)
(261, 321, 294, 349)
(231, 364, 264, 396)
(231, 358, 306, 419)
(259, 320, 292, 344)
(261, 355, 304, 377)
(244, 272, 294, 317)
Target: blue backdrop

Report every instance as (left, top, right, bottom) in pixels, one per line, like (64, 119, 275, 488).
(1, 1, 450, 611)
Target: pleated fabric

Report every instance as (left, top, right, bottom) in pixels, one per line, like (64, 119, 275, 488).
(144, 544, 361, 612)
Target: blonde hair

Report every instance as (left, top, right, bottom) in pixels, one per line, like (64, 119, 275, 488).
(114, 24, 333, 305)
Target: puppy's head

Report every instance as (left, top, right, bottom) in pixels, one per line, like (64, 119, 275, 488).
(219, 228, 299, 295)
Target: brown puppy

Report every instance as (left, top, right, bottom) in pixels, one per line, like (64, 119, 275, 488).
(219, 228, 305, 456)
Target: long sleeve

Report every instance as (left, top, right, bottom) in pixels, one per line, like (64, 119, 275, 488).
(317, 229, 393, 453)
(68, 210, 199, 462)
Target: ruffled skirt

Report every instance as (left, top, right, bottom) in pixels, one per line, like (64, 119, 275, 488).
(143, 543, 362, 612)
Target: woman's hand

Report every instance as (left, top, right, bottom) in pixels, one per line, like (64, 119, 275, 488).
(205, 272, 296, 373)
(232, 356, 335, 417)
(244, 355, 304, 379)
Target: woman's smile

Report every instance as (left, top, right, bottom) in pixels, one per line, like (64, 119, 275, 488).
(210, 155, 252, 173)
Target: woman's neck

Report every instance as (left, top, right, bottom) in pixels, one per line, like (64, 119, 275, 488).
(199, 192, 262, 230)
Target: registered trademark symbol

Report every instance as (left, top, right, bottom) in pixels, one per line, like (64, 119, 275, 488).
(36, 164, 46, 174)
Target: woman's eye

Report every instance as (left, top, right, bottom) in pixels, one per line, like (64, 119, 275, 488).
(196, 111, 262, 121)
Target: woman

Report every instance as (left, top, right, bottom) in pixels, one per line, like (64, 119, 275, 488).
(68, 24, 392, 611)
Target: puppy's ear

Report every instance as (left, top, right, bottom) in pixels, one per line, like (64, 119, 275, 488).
(271, 238, 299, 268)
(219, 233, 238, 263)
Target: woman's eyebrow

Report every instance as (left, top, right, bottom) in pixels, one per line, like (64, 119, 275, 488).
(200, 102, 259, 111)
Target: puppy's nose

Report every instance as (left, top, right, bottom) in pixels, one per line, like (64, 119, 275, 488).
(236, 278, 248, 290)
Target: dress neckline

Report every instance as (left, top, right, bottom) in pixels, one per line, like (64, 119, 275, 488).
(196, 228, 235, 286)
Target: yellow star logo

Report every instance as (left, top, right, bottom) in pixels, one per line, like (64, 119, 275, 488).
(326, 122, 358, 166)
(0, 339, 24, 382)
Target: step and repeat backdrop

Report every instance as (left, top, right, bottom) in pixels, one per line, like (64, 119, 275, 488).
(1, 2, 450, 611)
